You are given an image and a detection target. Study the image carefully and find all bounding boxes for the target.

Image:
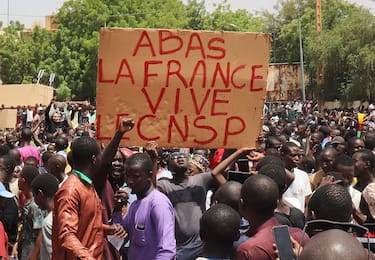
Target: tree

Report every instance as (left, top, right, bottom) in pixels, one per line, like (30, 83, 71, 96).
(56, 82, 72, 101)
(184, 0, 209, 30)
(306, 2, 375, 101)
(261, 0, 375, 102)
(53, 0, 189, 100)
(205, 1, 264, 32)
(1, 0, 374, 102)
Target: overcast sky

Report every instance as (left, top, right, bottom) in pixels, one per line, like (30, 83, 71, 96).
(0, 0, 374, 28)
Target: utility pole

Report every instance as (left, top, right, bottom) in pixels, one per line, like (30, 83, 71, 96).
(7, 0, 10, 26)
(316, 0, 324, 111)
(297, 0, 306, 102)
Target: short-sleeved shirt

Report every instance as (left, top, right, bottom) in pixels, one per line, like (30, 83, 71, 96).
(19, 145, 41, 165)
(21, 199, 44, 242)
(113, 189, 176, 260)
(236, 217, 309, 260)
(283, 168, 312, 211)
(21, 199, 44, 260)
(157, 172, 212, 247)
(41, 211, 53, 260)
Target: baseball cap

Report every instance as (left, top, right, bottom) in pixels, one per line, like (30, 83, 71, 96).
(0, 182, 15, 198)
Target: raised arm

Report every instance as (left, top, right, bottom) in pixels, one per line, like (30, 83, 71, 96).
(94, 118, 135, 193)
(211, 147, 254, 186)
(145, 141, 159, 187)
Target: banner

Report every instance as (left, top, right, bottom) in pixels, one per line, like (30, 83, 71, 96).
(96, 28, 270, 148)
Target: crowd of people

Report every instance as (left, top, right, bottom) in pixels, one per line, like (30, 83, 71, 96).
(0, 98, 374, 260)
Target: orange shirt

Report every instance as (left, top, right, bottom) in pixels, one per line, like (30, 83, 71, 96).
(52, 173, 105, 260)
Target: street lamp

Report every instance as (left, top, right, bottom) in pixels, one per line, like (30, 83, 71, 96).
(297, 0, 306, 102)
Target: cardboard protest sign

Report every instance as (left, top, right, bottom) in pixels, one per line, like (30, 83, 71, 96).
(96, 28, 270, 148)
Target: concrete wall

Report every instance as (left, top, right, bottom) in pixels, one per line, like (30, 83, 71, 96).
(0, 84, 53, 107)
(0, 84, 54, 129)
(323, 100, 369, 110)
(266, 63, 310, 102)
(0, 109, 17, 129)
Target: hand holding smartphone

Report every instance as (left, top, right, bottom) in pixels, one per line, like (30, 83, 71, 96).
(272, 225, 295, 260)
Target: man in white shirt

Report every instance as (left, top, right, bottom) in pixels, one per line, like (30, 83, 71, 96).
(281, 142, 312, 213)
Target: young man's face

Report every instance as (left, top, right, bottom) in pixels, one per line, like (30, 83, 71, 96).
(33, 191, 47, 210)
(336, 165, 355, 187)
(193, 149, 208, 159)
(110, 151, 125, 181)
(352, 153, 368, 177)
(310, 133, 322, 146)
(168, 152, 188, 172)
(284, 147, 302, 169)
(319, 152, 335, 173)
(268, 139, 282, 150)
(351, 140, 365, 154)
(125, 163, 151, 195)
(296, 125, 307, 137)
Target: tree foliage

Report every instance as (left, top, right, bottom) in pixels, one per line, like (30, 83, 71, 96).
(261, 0, 375, 101)
(0, 0, 374, 101)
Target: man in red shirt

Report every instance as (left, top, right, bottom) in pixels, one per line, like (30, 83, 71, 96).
(236, 175, 309, 260)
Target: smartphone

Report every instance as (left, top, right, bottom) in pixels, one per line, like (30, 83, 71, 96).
(237, 158, 250, 172)
(272, 225, 294, 260)
(227, 170, 252, 184)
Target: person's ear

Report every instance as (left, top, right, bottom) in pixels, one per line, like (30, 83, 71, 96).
(239, 198, 246, 214)
(311, 210, 317, 220)
(282, 184, 288, 194)
(234, 230, 240, 242)
(91, 155, 97, 164)
(37, 189, 44, 197)
(365, 160, 370, 168)
(33, 189, 43, 199)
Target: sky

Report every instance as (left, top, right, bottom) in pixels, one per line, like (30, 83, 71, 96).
(0, 0, 375, 28)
